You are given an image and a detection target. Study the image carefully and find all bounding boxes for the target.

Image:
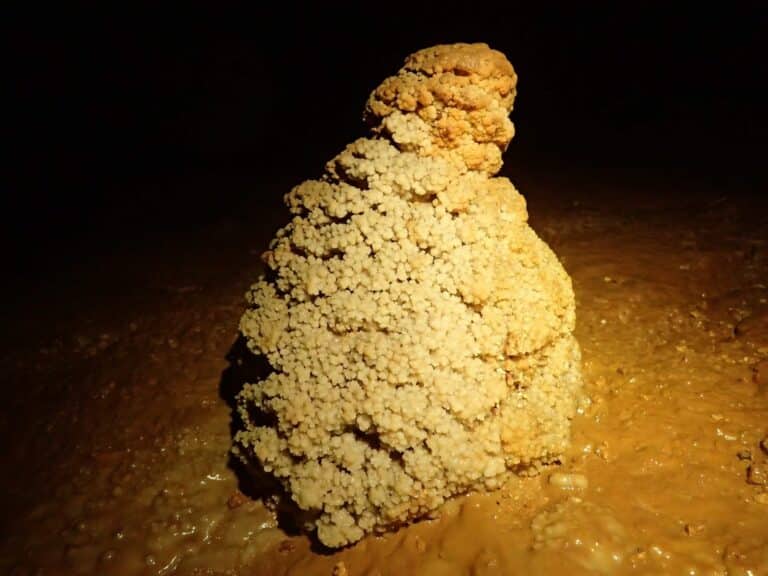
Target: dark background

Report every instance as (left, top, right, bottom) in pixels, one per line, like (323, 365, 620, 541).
(4, 3, 767, 289)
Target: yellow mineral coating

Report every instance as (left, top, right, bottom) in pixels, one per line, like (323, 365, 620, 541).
(234, 43, 582, 548)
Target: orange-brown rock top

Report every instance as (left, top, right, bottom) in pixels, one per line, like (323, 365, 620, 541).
(365, 43, 518, 173)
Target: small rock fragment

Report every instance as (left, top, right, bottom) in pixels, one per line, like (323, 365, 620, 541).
(752, 360, 768, 385)
(227, 490, 247, 510)
(684, 522, 705, 536)
(737, 449, 752, 461)
(332, 561, 349, 576)
(746, 463, 767, 486)
(548, 472, 588, 490)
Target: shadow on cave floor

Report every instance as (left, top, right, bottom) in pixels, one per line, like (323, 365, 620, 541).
(219, 335, 335, 550)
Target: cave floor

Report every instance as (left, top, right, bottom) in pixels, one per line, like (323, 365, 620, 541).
(2, 179, 767, 575)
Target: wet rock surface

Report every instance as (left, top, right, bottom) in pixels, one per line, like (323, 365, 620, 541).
(1, 185, 767, 574)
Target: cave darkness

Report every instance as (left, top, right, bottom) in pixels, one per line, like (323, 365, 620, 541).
(5, 4, 765, 311)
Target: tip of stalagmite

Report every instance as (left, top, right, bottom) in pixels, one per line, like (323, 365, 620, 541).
(365, 43, 518, 173)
